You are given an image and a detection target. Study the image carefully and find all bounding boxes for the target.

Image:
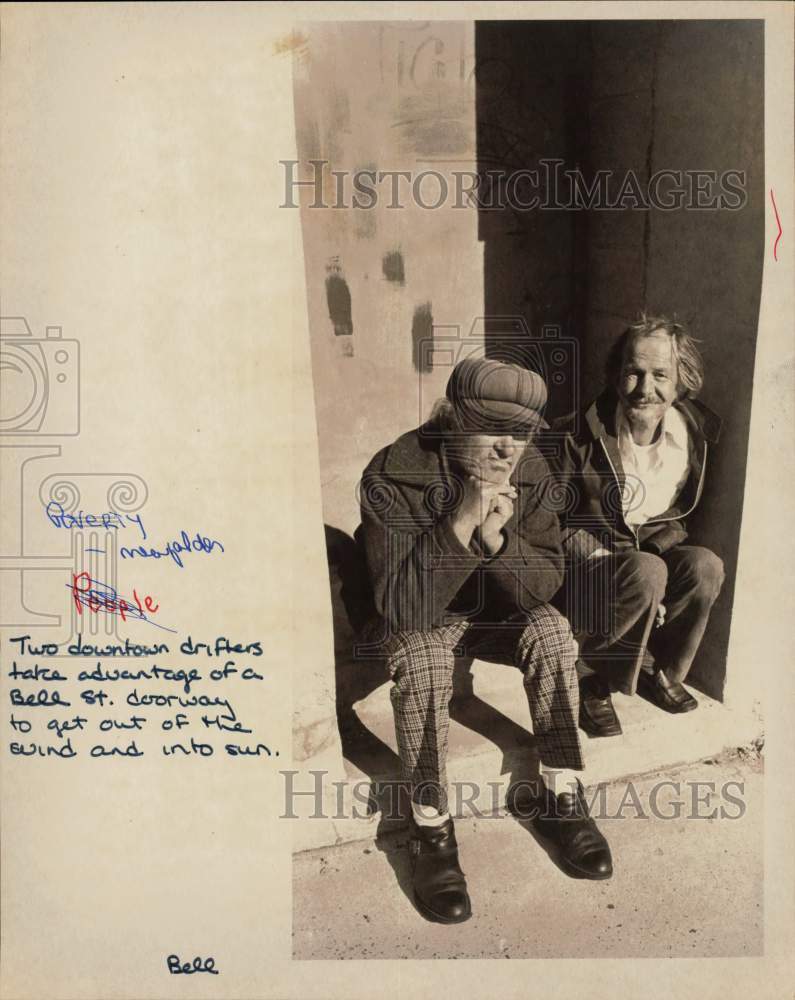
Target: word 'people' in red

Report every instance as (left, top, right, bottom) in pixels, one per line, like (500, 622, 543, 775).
(71, 572, 159, 623)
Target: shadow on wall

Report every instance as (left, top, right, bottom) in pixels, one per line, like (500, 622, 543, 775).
(475, 20, 592, 420)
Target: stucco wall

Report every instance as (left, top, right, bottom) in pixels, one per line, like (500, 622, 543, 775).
(291, 22, 486, 771)
(293, 21, 485, 538)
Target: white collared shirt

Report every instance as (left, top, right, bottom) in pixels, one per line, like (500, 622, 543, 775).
(616, 404, 690, 527)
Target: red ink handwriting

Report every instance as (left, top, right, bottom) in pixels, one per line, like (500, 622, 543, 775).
(71, 572, 160, 624)
(771, 189, 782, 261)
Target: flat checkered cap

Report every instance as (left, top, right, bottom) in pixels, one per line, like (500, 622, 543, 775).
(445, 357, 548, 435)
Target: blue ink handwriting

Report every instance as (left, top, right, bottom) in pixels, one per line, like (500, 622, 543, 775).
(120, 530, 224, 569)
(46, 502, 147, 539)
(8, 633, 171, 658)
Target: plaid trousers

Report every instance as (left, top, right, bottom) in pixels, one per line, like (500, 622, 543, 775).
(366, 604, 584, 813)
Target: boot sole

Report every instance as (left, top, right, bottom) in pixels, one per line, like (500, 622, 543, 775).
(579, 719, 623, 738)
(579, 706, 623, 738)
(652, 698, 698, 714)
(559, 856, 614, 880)
(637, 677, 699, 714)
(413, 890, 472, 924)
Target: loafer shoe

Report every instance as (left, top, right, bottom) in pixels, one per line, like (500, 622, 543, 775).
(533, 780, 613, 880)
(639, 669, 698, 714)
(409, 817, 472, 923)
(579, 674, 622, 737)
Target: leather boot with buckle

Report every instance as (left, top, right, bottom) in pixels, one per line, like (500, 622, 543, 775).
(533, 779, 613, 880)
(409, 816, 472, 924)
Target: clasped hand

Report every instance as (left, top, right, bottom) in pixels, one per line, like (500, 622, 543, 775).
(452, 475, 517, 555)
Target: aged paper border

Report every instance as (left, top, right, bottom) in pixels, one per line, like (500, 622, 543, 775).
(0, 2, 792, 998)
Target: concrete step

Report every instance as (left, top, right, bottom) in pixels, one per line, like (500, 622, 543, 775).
(292, 658, 761, 852)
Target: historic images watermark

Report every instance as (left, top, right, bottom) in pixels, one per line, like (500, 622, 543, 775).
(280, 770, 747, 822)
(280, 159, 748, 212)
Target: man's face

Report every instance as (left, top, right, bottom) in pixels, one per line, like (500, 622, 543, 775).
(448, 433, 527, 484)
(616, 332, 679, 430)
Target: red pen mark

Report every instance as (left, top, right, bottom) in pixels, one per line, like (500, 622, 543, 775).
(771, 189, 782, 261)
(71, 571, 160, 623)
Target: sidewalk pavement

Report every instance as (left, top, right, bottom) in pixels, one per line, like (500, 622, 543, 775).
(293, 752, 763, 960)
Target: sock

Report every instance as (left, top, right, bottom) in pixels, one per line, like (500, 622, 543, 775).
(540, 767, 582, 796)
(411, 800, 451, 827)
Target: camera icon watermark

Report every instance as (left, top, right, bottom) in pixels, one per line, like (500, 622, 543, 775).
(0, 314, 151, 646)
(0, 317, 80, 436)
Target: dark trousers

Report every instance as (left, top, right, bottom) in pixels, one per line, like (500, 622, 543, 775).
(561, 546, 724, 694)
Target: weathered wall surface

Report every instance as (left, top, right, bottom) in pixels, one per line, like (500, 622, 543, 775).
(293, 22, 485, 537)
(291, 22, 486, 778)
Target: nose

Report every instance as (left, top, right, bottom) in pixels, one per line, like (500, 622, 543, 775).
(638, 372, 656, 398)
(494, 437, 516, 458)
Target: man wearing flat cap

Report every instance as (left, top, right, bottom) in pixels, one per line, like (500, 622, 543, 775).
(550, 315, 724, 738)
(354, 356, 612, 925)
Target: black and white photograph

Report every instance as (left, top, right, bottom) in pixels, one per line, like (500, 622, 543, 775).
(290, 14, 772, 960)
(0, 3, 792, 999)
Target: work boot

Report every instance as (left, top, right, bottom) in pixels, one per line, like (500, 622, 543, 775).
(533, 779, 613, 880)
(409, 816, 472, 923)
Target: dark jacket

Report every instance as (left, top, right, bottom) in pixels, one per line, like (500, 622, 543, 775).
(354, 421, 565, 634)
(547, 390, 722, 560)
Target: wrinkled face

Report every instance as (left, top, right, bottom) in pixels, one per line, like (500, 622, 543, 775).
(447, 433, 527, 484)
(617, 332, 679, 428)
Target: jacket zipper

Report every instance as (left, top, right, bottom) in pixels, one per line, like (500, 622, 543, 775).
(641, 442, 708, 529)
(598, 436, 708, 548)
(598, 436, 641, 550)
